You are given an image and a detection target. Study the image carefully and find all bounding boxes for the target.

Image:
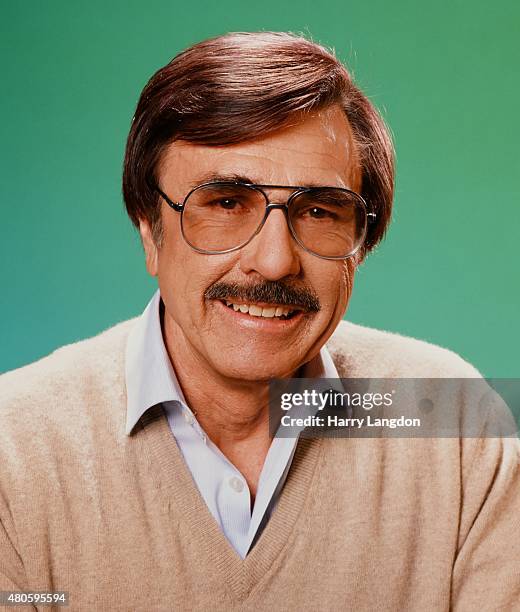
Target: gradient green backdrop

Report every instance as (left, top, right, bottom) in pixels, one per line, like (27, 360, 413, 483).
(1, 1, 519, 377)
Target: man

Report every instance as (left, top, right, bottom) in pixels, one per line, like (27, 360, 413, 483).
(0, 31, 518, 611)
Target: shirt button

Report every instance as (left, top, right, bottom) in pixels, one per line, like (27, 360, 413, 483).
(184, 411, 195, 425)
(229, 476, 244, 493)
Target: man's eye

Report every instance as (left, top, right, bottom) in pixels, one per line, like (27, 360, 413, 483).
(216, 198, 239, 210)
(202, 197, 245, 211)
(200, 195, 255, 214)
(304, 206, 338, 220)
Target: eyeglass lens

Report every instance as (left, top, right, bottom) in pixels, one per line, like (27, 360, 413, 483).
(181, 183, 366, 257)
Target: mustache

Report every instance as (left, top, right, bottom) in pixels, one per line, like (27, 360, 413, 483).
(204, 281, 321, 312)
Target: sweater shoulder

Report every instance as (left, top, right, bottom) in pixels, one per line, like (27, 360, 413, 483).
(0, 318, 137, 422)
(326, 320, 481, 378)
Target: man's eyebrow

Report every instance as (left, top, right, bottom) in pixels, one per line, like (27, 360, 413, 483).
(189, 172, 259, 187)
(190, 172, 343, 189)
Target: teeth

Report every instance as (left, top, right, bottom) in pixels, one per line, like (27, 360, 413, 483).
(262, 307, 276, 318)
(223, 300, 297, 318)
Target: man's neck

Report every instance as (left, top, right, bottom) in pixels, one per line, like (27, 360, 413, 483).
(162, 310, 297, 497)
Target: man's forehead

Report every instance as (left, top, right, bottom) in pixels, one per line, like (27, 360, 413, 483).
(158, 105, 362, 192)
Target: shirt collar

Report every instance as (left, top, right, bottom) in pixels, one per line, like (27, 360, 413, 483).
(125, 289, 343, 435)
(125, 291, 187, 434)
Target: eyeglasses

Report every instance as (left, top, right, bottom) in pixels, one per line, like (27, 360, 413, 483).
(155, 181, 375, 260)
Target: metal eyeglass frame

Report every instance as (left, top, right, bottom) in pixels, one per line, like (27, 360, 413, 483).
(154, 181, 376, 260)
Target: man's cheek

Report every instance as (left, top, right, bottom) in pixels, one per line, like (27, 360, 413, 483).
(314, 270, 347, 309)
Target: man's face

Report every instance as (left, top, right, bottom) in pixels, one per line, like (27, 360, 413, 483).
(141, 104, 362, 381)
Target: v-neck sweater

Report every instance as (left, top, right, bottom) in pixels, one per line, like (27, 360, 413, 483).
(0, 318, 519, 611)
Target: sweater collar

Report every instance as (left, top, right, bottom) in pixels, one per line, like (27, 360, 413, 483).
(125, 290, 341, 435)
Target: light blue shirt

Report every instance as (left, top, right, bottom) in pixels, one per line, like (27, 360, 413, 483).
(125, 290, 341, 558)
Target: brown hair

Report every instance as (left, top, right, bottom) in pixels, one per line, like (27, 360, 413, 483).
(122, 31, 394, 256)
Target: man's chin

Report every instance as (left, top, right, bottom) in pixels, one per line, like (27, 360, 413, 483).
(208, 352, 308, 383)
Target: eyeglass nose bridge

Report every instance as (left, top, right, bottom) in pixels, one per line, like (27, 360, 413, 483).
(262, 202, 291, 218)
(245, 199, 297, 247)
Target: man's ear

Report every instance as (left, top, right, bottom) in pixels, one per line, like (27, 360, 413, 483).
(138, 218, 159, 277)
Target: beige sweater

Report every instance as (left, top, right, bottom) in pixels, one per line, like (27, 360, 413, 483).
(0, 319, 519, 612)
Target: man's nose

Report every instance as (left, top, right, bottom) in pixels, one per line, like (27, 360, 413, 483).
(239, 207, 301, 280)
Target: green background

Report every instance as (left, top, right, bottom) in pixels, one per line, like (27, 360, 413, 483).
(1, 0, 519, 377)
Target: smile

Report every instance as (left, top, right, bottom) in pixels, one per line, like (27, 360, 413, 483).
(221, 300, 302, 320)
